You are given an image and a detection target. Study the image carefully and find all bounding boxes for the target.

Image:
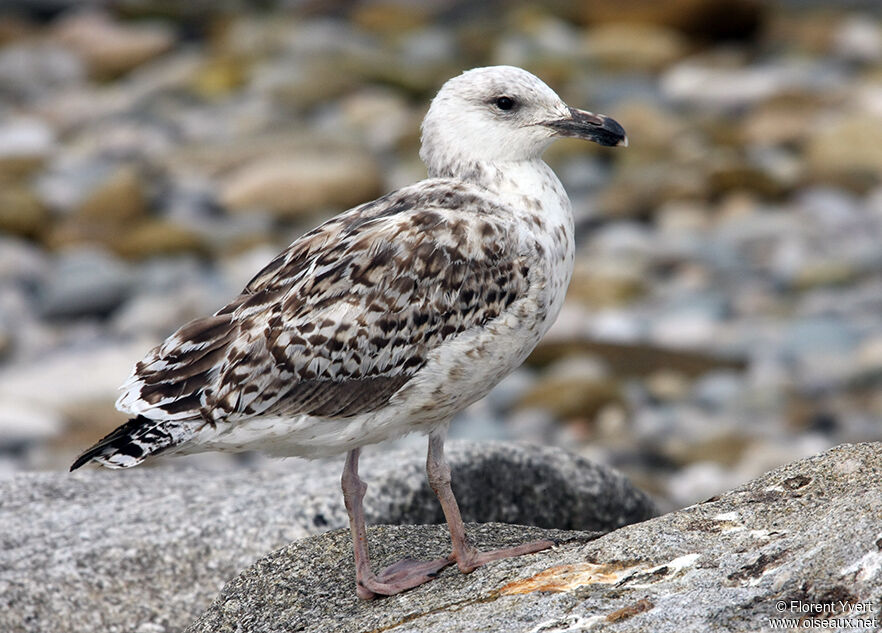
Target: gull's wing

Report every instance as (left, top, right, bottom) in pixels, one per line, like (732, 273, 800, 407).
(116, 181, 532, 424)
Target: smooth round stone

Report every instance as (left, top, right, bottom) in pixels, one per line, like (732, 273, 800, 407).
(483, 369, 536, 412)
(0, 43, 85, 101)
(51, 11, 175, 78)
(38, 249, 134, 319)
(0, 116, 54, 160)
(781, 317, 858, 359)
(665, 461, 733, 507)
(832, 15, 882, 62)
(650, 312, 720, 349)
(35, 157, 115, 213)
(692, 371, 746, 409)
(0, 187, 49, 239)
(587, 308, 647, 342)
(0, 399, 62, 448)
(220, 151, 383, 220)
(582, 23, 688, 71)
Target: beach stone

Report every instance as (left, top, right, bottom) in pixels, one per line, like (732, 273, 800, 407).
(596, 162, 707, 218)
(833, 15, 882, 63)
(350, 2, 432, 33)
(806, 113, 882, 188)
(0, 42, 85, 101)
(0, 398, 63, 450)
(0, 339, 148, 411)
(335, 88, 420, 152)
(52, 11, 175, 78)
(74, 166, 148, 223)
(516, 357, 623, 421)
(38, 249, 135, 319)
(856, 335, 882, 373)
(707, 157, 788, 199)
(251, 58, 359, 110)
(582, 23, 688, 71)
(220, 151, 383, 219)
(188, 442, 882, 633)
(741, 95, 821, 146)
(0, 14, 34, 46)
(568, 256, 646, 308)
(190, 55, 250, 99)
(0, 442, 655, 633)
(111, 281, 225, 340)
(0, 116, 54, 179)
(0, 187, 50, 239)
(0, 236, 50, 287)
(114, 219, 206, 260)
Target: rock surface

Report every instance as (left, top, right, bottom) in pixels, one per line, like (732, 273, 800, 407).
(188, 442, 882, 633)
(0, 441, 654, 633)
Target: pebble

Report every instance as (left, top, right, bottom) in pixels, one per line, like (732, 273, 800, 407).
(0, 187, 49, 239)
(220, 151, 383, 219)
(330, 88, 419, 152)
(806, 113, 882, 185)
(74, 166, 147, 223)
(51, 11, 174, 78)
(650, 311, 719, 349)
(113, 219, 205, 260)
(691, 371, 746, 410)
(582, 23, 688, 71)
(516, 356, 622, 421)
(665, 461, 734, 507)
(0, 339, 151, 410)
(0, 117, 54, 179)
(832, 14, 882, 62)
(0, 399, 62, 448)
(38, 249, 135, 319)
(0, 43, 85, 101)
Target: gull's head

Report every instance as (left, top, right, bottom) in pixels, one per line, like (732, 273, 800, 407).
(420, 65, 627, 177)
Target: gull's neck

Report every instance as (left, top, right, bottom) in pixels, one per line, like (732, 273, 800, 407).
(431, 158, 571, 222)
(431, 156, 561, 194)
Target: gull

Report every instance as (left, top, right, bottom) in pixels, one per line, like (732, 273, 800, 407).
(71, 65, 627, 599)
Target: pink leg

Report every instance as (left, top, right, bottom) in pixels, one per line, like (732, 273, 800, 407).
(342, 447, 451, 600)
(426, 431, 553, 573)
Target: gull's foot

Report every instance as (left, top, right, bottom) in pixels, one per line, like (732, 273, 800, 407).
(453, 539, 555, 574)
(357, 556, 452, 600)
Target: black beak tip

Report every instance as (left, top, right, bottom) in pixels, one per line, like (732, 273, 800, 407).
(595, 116, 628, 148)
(545, 109, 628, 148)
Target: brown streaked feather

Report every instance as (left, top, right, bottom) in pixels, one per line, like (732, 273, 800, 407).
(116, 180, 532, 424)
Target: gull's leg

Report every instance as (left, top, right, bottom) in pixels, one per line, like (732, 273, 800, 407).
(341, 447, 451, 600)
(426, 429, 554, 573)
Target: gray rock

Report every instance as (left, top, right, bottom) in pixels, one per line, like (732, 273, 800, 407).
(38, 249, 135, 319)
(692, 370, 747, 409)
(0, 441, 654, 633)
(0, 117, 54, 162)
(362, 442, 656, 531)
(0, 43, 85, 101)
(188, 442, 882, 633)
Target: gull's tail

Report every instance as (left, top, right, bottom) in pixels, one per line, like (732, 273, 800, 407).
(70, 415, 190, 471)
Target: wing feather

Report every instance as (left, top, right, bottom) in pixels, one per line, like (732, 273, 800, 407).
(117, 181, 531, 423)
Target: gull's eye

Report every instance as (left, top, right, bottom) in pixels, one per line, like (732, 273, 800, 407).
(494, 96, 515, 111)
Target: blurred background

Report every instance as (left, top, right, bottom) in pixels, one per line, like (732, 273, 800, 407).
(1, 0, 882, 511)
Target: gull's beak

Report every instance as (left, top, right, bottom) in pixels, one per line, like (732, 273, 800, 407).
(544, 107, 628, 147)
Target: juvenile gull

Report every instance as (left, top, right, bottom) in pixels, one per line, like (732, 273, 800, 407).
(71, 65, 627, 599)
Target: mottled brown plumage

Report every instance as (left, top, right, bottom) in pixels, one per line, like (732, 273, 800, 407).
(121, 181, 530, 429)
